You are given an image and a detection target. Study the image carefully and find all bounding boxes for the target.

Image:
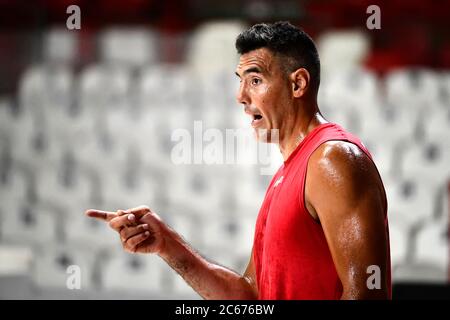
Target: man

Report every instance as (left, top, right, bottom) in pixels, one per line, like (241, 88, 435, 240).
(86, 21, 391, 300)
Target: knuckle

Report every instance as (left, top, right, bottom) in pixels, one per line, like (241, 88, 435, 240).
(128, 237, 136, 247)
(125, 240, 133, 251)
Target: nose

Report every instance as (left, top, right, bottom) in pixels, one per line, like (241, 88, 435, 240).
(236, 82, 250, 106)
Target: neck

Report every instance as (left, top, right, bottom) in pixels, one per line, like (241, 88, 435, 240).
(278, 102, 327, 161)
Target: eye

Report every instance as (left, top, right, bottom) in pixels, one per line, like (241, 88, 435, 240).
(251, 78, 261, 85)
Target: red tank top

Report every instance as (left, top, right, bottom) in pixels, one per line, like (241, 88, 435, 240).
(253, 122, 391, 299)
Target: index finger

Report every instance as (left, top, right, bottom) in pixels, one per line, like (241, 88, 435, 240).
(85, 209, 117, 222)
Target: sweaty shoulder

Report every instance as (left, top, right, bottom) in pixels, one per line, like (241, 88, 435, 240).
(304, 140, 385, 221)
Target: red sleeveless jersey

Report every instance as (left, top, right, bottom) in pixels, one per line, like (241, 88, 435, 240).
(253, 122, 391, 299)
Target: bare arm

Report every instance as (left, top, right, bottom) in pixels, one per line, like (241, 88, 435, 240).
(306, 141, 390, 299)
(86, 206, 258, 300)
(159, 233, 258, 300)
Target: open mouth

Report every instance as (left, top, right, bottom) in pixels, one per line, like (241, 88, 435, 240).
(244, 106, 264, 128)
(251, 113, 263, 127)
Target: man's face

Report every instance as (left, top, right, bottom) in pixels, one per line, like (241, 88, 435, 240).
(235, 48, 292, 143)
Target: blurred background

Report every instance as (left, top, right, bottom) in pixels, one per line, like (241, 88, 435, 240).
(0, 0, 449, 299)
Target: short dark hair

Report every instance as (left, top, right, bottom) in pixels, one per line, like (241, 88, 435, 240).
(235, 21, 320, 93)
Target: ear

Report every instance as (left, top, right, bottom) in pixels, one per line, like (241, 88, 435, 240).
(290, 68, 310, 98)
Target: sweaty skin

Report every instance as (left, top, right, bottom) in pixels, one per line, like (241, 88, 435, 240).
(86, 47, 389, 299)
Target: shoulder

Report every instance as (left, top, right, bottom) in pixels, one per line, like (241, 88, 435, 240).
(306, 140, 384, 209)
(309, 140, 375, 181)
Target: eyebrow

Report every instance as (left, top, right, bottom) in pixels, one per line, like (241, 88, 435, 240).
(235, 67, 262, 78)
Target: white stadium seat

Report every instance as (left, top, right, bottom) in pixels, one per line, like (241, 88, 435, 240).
(64, 203, 118, 250)
(46, 96, 97, 151)
(359, 104, 416, 149)
(167, 166, 228, 216)
(423, 107, 450, 143)
(186, 20, 246, 75)
(31, 244, 96, 291)
(361, 138, 395, 181)
(171, 272, 200, 298)
(8, 110, 63, 174)
(0, 200, 57, 245)
(203, 213, 256, 263)
(100, 165, 157, 211)
(414, 219, 448, 275)
(393, 261, 448, 283)
(35, 150, 93, 203)
(317, 30, 370, 75)
(200, 215, 239, 251)
(401, 140, 450, 187)
(385, 69, 442, 111)
(320, 68, 382, 112)
(138, 64, 191, 109)
(0, 245, 33, 277)
(232, 166, 268, 216)
(78, 64, 132, 113)
(0, 98, 15, 144)
(18, 65, 75, 119)
(43, 27, 78, 65)
(0, 165, 29, 203)
(102, 251, 167, 293)
(385, 176, 435, 229)
(441, 71, 450, 108)
(388, 222, 408, 269)
(99, 28, 157, 68)
(164, 211, 201, 248)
